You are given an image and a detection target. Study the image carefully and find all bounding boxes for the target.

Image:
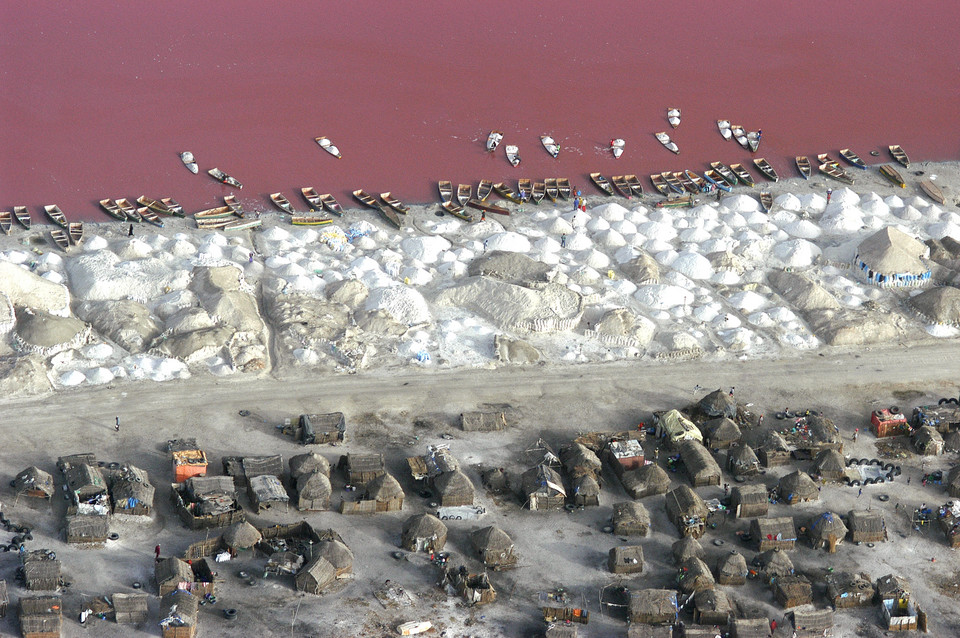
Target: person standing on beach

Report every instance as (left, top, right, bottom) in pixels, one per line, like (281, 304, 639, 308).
(561, 234, 566, 248)
(155, 544, 161, 561)
(826, 188, 833, 204)
(115, 417, 120, 432)
(128, 224, 134, 237)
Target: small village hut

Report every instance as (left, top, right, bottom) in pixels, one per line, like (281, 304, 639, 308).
(295, 471, 332, 511)
(777, 471, 819, 504)
(730, 484, 768, 519)
(758, 431, 791, 467)
(364, 472, 404, 511)
(791, 608, 834, 637)
(715, 550, 748, 585)
(773, 574, 813, 608)
(433, 469, 475, 507)
(665, 485, 709, 538)
(619, 463, 670, 499)
(470, 526, 517, 569)
(730, 617, 771, 638)
(19, 595, 61, 638)
(692, 588, 734, 625)
(806, 511, 847, 552)
(809, 449, 846, 481)
(521, 464, 566, 510)
(64, 514, 109, 545)
(22, 551, 61, 591)
(756, 548, 794, 583)
(155, 557, 195, 596)
(289, 452, 330, 480)
(826, 571, 875, 609)
(612, 501, 651, 536)
(698, 389, 737, 419)
(400, 513, 448, 553)
(222, 521, 262, 552)
(608, 545, 644, 574)
(627, 589, 678, 624)
(847, 509, 888, 543)
(159, 589, 199, 638)
(317, 539, 353, 578)
(701, 417, 741, 449)
(569, 474, 600, 507)
(948, 465, 960, 498)
(912, 425, 944, 455)
(676, 556, 714, 594)
(750, 516, 797, 551)
(560, 442, 602, 480)
(13, 467, 55, 499)
(672, 536, 705, 564)
(679, 440, 722, 487)
(113, 593, 149, 624)
(727, 444, 761, 477)
(295, 556, 336, 595)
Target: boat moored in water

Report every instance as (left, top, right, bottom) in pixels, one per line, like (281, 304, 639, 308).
(655, 132, 679, 154)
(315, 136, 342, 158)
(795, 156, 812, 179)
(590, 173, 615, 196)
(889, 145, 910, 167)
(208, 167, 243, 189)
(486, 130, 503, 152)
(180, 151, 198, 174)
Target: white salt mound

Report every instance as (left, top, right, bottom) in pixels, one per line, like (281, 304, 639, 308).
(633, 284, 693, 310)
(772, 239, 822, 268)
(671, 252, 714, 280)
(484, 232, 531, 253)
(400, 236, 451, 264)
(365, 286, 431, 325)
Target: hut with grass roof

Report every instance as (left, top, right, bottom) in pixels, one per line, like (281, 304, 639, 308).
(826, 571, 874, 609)
(22, 550, 61, 592)
(755, 548, 794, 584)
(731, 484, 768, 519)
(433, 469, 475, 507)
(809, 449, 846, 482)
(110, 465, 155, 516)
(155, 557, 215, 597)
(727, 444, 761, 477)
(317, 539, 353, 579)
(944, 430, 960, 452)
(912, 425, 944, 455)
(570, 474, 601, 507)
(715, 550, 748, 585)
(698, 389, 738, 420)
(679, 440, 721, 487)
(807, 511, 847, 552)
(223, 521, 262, 553)
(672, 536, 705, 564)
(340, 453, 384, 487)
(19, 595, 62, 638)
(296, 556, 336, 595)
(701, 417, 741, 449)
(289, 452, 330, 480)
(773, 574, 812, 608)
(692, 588, 734, 625)
(13, 466, 55, 500)
(560, 442, 602, 481)
(665, 485, 709, 538)
(295, 471, 331, 511)
(64, 514, 110, 546)
(758, 431, 790, 467)
(612, 501, 651, 536)
(730, 617, 771, 638)
(847, 509, 887, 543)
(619, 463, 671, 499)
(947, 465, 960, 498)
(676, 557, 714, 594)
(159, 589, 199, 638)
(790, 608, 834, 637)
(608, 545, 644, 574)
(521, 463, 566, 511)
(627, 589, 678, 625)
(777, 471, 819, 505)
(750, 516, 796, 551)
(364, 472, 404, 512)
(113, 592, 149, 625)
(471, 525, 517, 569)
(401, 513, 447, 553)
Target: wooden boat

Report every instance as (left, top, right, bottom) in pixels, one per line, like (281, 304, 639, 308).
(292, 216, 333, 226)
(319, 193, 344, 216)
(759, 191, 773, 213)
(753, 158, 779, 182)
(795, 156, 812, 179)
(378, 204, 403, 229)
(889, 145, 910, 167)
(710, 162, 739, 187)
(540, 135, 560, 158)
(816, 153, 838, 167)
(208, 168, 243, 189)
(545, 178, 559, 202)
(315, 136, 342, 159)
(0, 210, 11, 235)
(684, 170, 708, 192)
(590, 173, 615, 196)
(920, 179, 945, 205)
(50, 228, 69, 251)
(667, 107, 681, 128)
(505, 145, 521, 167)
(477, 180, 493, 201)
(270, 193, 295, 213)
(223, 218, 263, 231)
(531, 182, 546, 204)
(717, 120, 732, 140)
(13, 206, 30, 229)
(137, 207, 164, 227)
(611, 175, 632, 198)
(703, 170, 733, 192)
(610, 138, 625, 159)
(180, 151, 198, 174)
(493, 182, 522, 203)
(557, 178, 572, 200)
(731, 125, 749, 150)
(661, 172, 685, 195)
(818, 162, 855, 185)
(517, 179, 532, 201)
(160, 198, 184, 216)
(457, 184, 472, 207)
(877, 165, 905, 188)
(223, 194, 244, 216)
(656, 195, 695, 208)
(467, 199, 510, 216)
(438, 181, 454, 204)
(43, 205, 68, 227)
(99, 199, 126, 221)
(380, 192, 410, 215)
(840, 148, 868, 170)
(194, 206, 233, 219)
(352, 189, 383, 211)
(441, 201, 473, 222)
(116, 198, 140, 222)
(650, 174, 671, 196)
(301, 187, 323, 208)
(674, 172, 698, 195)
(746, 131, 761, 153)
(196, 216, 232, 229)
(486, 130, 503, 152)
(137, 195, 171, 215)
(655, 132, 679, 154)
(730, 164, 755, 187)
(625, 175, 644, 197)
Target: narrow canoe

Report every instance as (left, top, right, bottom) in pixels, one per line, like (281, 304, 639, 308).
(223, 218, 263, 231)
(590, 173, 615, 196)
(717, 120, 732, 140)
(531, 182, 546, 204)
(486, 130, 503, 152)
(352, 189, 383, 211)
(13, 206, 31, 229)
(674, 172, 698, 194)
(703, 170, 733, 192)
(920, 179, 945, 205)
(116, 198, 140, 222)
(878, 165, 905, 188)
(99, 199, 126, 221)
(517, 179, 532, 201)
(180, 151, 198, 174)
(493, 182, 522, 203)
(667, 107, 681, 128)
(625, 174, 644, 197)
(223, 195, 244, 216)
(442, 201, 473, 222)
(137, 195, 172, 215)
(662, 172, 685, 195)
(50, 228, 70, 251)
(730, 164, 755, 187)
(557, 178, 572, 200)
(315, 136, 342, 158)
(650, 174, 671, 196)
(656, 196, 695, 208)
(655, 132, 679, 154)
(710, 162, 739, 187)
(194, 206, 233, 219)
(818, 162, 855, 185)
(138, 207, 165, 227)
(840, 148, 868, 170)
(292, 216, 333, 226)
(380, 192, 410, 215)
(540, 135, 560, 158)
(610, 138, 625, 159)
(161, 198, 184, 216)
(0, 211, 11, 235)
(208, 167, 243, 189)
(505, 145, 521, 167)
(731, 125, 749, 150)
(795, 156, 812, 179)
(457, 184, 472, 207)
(545, 178, 559, 201)
(611, 175, 632, 198)
(438, 181, 454, 204)
(684, 170, 709, 192)
(43, 205, 68, 227)
(889, 145, 910, 168)
(753, 158, 780, 182)
(816, 153, 838, 167)
(467, 199, 510, 216)
(746, 131, 760, 153)
(302, 187, 323, 208)
(477, 180, 493, 201)
(270, 193, 295, 213)
(759, 191, 773, 213)
(196, 216, 232, 229)
(320, 194, 344, 216)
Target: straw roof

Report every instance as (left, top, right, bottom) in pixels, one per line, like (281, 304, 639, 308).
(762, 430, 790, 452)
(365, 472, 404, 501)
(471, 525, 514, 553)
(693, 587, 734, 619)
(156, 556, 193, 584)
(521, 463, 566, 497)
(679, 440, 721, 484)
(730, 618, 771, 638)
(810, 449, 846, 478)
(847, 509, 886, 534)
(620, 462, 670, 498)
(612, 501, 651, 535)
(571, 474, 600, 498)
(65, 513, 109, 541)
(805, 415, 841, 446)
(186, 475, 236, 499)
(19, 596, 62, 635)
(826, 571, 874, 602)
(910, 285, 960, 324)
(751, 516, 797, 542)
(716, 550, 748, 584)
(948, 465, 960, 495)
(773, 574, 812, 606)
(22, 550, 61, 588)
(113, 592, 149, 624)
(702, 416, 742, 446)
(945, 430, 960, 452)
(672, 536, 705, 564)
(732, 484, 768, 506)
(223, 521, 262, 549)
(677, 556, 714, 594)
(112, 467, 155, 509)
(296, 556, 336, 594)
(808, 511, 848, 541)
(296, 471, 332, 502)
(665, 484, 709, 520)
(433, 469, 475, 503)
(14, 466, 55, 496)
(876, 574, 911, 600)
(627, 589, 678, 624)
(791, 608, 834, 636)
(778, 471, 819, 502)
(913, 425, 944, 452)
(856, 226, 928, 275)
(317, 539, 353, 574)
(289, 452, 331, 479)
(401, 513, 448, 549)
(560, 442, 602, 479)
(698, 388, 737, 419)
(756, 548, 794, 579)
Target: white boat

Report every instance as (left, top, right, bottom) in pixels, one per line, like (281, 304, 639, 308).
(746, 131, 761, 152)
(315, 136, 342, 158)
(655, 132, 679, 154)
(540, 135, 560, 158)
(717, 119, 732, 140)
(486, 130, 503, 152)
(505, 144, 521, 167)
(667, 107, 681, 128)
(180, 151, 198, 174)
(610, 138, 625, 159)
(731, 125, 750, 150)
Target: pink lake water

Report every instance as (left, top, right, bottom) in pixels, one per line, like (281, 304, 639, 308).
(2, 1, 958, 222)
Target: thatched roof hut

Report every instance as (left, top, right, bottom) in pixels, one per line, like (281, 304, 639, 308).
(847, 509, 887, 543)
(22, 550, 61, 591)
(698, 389, 737, 419)
(560, 442, 602, 480)
(433, 469, 475, 507)
(758, 431, 790, 467)
(64, 462, 107, 501)
(612, 501, 651, 536)
(627, 625, 673, 638)
(676, 556, 714, 594)
(471, 525, 517, 569)
(296, 556, 336, 594)
(750, 516, 797, 551)
(401, 513, 448, 553)
(14, 466, 55, 499)
(800, 415, 843, 454)
(223, 521, 262, 551)
(608, 545, 644, 574)
(912, 425, 944, 455)
(111, 465, 155, 515)
(716, 550, 748, 585)
(773, 574, 812, 608)
(570, 474, 600, 507)
(113, 592, 149, 624)
(826, 571, 875, 609)
(777, 471, 819, 504)
(545, 623, 579, 638)
(160, 590, 199, 638)
(945, 430, 960, 452)
(727, 444, 761, 477)
(295, 471, 332, 511)
(701, 417, 741, 449)
(64, 513, 109, 545)
(481, 467, 510, 493)
(875, 574, 911, 601)
(948, 465, 960, 498)
(671, 536, 704, 564)
(521, 463, 566, 511)
(679, 440, 721, 487)
(289, 452, 330, 479)
(665, 485, 709, 538)
(730, 617, 771, 638)
(248, 474, 290, 513)
(627, 589, 678, 624)
(791, 608, 834, 637)
(755, 548, 794, 583)
(730, 484, 768, 519)
(341, 453, 385, 486)
(807, 511, 848, 552)
(317, 539, 353, 578)
(692, 588, 733, 625)
(156, 557, 195, 596)
(19, 595, 62, 638)
(809, 449, 846, 481)
(619, 463, 670, 499)
(364, 472, 404, 511)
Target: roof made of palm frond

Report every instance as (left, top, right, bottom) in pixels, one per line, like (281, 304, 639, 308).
(365, 472, 404, 501)
(296, 471, 332, 500)
(757, 548, 794, 576)
(521, 464, 565, 497)
(805, 415, 841, 445)
(572, 474, 600, 496)
(471, 525, 514, 553)
(913, 425, 944, 447)
(693, 587, 733, 615)
(679, 440, 721, 481)
(223, 521, 262, 549)
(317, 539, 353, 573)
(702, 417, 742, 444)
(944, 430, 960, 452)
(847, 509, 885, 534)
(716, 551, 747, 580)
(433, 469, 475, 501)
(732, 484, 768, 505)
(778, 471, 819, 500)
(698, 389, 737, 419)
(155, 557, 194, 585)
(401, 513, 448, 543)
(613, 502, 651, 528)
(560, 442, 602, 478)
(808, 511, 848, 540)
(728, 444, 760, 468)
(876, 574, 911, 599)
(810, 449, 846, 476)
(672, 536, 705, 564)
(620, 463, 670, 495)
(665, 484, 708, 519)
(751, 516, 797, 541)
(289, 452, 331, 479)
(14, 466, 55, 496)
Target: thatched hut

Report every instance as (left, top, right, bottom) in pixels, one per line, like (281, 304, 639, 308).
(809, 449, 846, 482)
(471, 526, 517, 569)
(730, 484, 768, 519)
(433, 469, 475, 507)
(612, 501, 651, 536)
(295, 556, 336, 594)
(847, 509, 887, 543)
(445, 568, 496, 606)
(521, 464, 566, 511)
(793, 414, 843, 458)
(289, 452, 330, 480)
(791, 608, 834, 637)
(317, 539, 353, 578)
(676, 556, 714, 594)
(826, 571, 874, 609)
(619, 463, 670, 499)
(248, 474, 290, 513)
(159, 589, 199, 638)
(671, 536, 704, 564)
(545, 623, 579, 638)
(750, 516, 796, 551)
(22, 550, 61, 591)
(560, 442, 602, 481)
(777, 471, 819, 504)
(678, 440, 721, 487)
(569, 474, 600, 507)
(665, 485, 709, 538)
(19, 595, 61, 638)
(64, 514, 109, 545)
(340, 453, 384, 486)
(364, 472, 404, 511)
(401, 513, 448, 553)
(481, 467, 510, 493)
(223, 521, 262, 552)
(758, 431, 790, 467)
(295, 471, 332, 511)
(948, 465, 960, 498)
(155, 557, 195, 596)
(715, 550, 747, 585)
(727, 444, 761, 477)
(807, 511, 847, 552)
(110, 465, 155, 516)
(755, 548, 794, 583)
(627, 589, 678, 624)
(701, 417, 741, 449)
(113, 592, 149, 624)
(692, 588, 733, 625)
(730, 617, 771, 638)
(13, 466, 55, 499)
(608, 545, 644, 574)
(945, 430, 960, 452)
(698, 389, 737, 419)
(773, 574, 812, 608)
(912, 425, 944, 455)
(626, 625, 673, 638)
(876, 574, 911, 602)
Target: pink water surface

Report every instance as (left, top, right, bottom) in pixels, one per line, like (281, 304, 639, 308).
(2, 1, 958, 222)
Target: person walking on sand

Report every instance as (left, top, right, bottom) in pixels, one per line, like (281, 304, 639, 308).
(128, 224, 134, 237)
(826, 188, 833, 205)
(561, 234, 567, 249)
(248, 251, 254, 264)
(858, 487, 863, 498)
(155, 544, 161, 561)
(115, 417, 120, 432)
(853, 427, 859, 442)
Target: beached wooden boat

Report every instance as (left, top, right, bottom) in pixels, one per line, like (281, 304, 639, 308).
(650, 174, 671, 196)
(477, 180, 493, 201)
(590, 173, 615, 196)
(655, 132, 679, 154)
(196, 216, 232, 230)
(753, 158, 779, 182)
(180, 151, 198, 174)
(292, 216, 333, 226)
(717, 120, 732, 140)
(63, 222, 81, 245)
(319, 193, 344, 216)
(710, 162, 739, 187)
(438, 181, 454, 204)
(878, 165, 906, 188)
(467, 199, 510, 216)
(675, 172, 698, 194)
(486, 130, 503, 152)
(137, 195, 172, 215)
(43, 205, 68, 227)
(731, 125, 749, 150)
(889, 145, 910, 167)
(116, 198, 140, 222)
(816, 153, 838, 167)
(315, 136, 342, 158)
(625, 175, 644, 198)
(493, 182, 522, 203)
(656, 195, 695, 208)
(684, 170, 708, 193)
(759, 191, 773, 213)
(50, 228, 69, 251)
(818, 162, 855, 185)
(517, 179, 532, 202)
(160, 198, 184, 216)
(0, 211, 11, 235)
(610, 138, 625, 159)
(353, 189, 382, 211)
(540, 135, 560, 158)
(301, 187, 323, 208)
(661, 172, 685, 195)
(223, 218, 263, 231)
(13, 206, 31, 229)
(223, 195, 244, 216)
(194, 206, 233, 219)
(796, 156, 812, 179)
(137, 207, 164, 227)
(270, 193, 295, 213)
(557, 178, 572, 200)
(505, 145, 521, 167)
(730, 164, 755, 187)
(920, 179, 945, 204)
(531, 182, 546, 204)
(612, 175, 632, 198)
(442, 201, 473, 222)
(746, 131, 760, 153)
(667, 107, 681, 128)
(99, 199, 126, 221)
(545, 178, 559, 201)
(208, 167, 243, 189)
(380, 192, 410, 215)
(457, 184, 472, 207)
(840, 148, 867, 170)
(703, 170, 733, 192)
